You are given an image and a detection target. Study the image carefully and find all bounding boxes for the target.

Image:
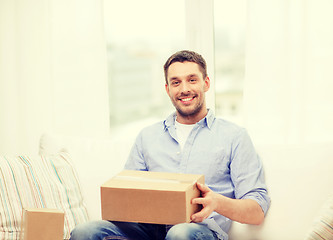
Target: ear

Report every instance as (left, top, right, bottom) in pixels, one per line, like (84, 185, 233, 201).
(204, 77, 210, 92)
(165, 83, 170, 97)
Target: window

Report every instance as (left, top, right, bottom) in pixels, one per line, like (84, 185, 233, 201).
(214, 0, 247, 125)
(103, 0, 247, 129)
(103, 0, 186, 128)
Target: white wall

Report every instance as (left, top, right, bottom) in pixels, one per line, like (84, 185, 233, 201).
(0, 0, 110, 155)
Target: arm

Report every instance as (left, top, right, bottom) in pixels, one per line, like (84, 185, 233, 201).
(124, 131, 148, 171)
(191, 182, 264, 225)
(192, 128, 269, 224)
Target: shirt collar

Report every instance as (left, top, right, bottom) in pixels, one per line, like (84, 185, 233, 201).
(163, 109, 215, 130)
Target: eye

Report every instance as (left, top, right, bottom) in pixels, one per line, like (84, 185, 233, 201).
(171, 81, 180, 86)
(190, 78, 197, 83)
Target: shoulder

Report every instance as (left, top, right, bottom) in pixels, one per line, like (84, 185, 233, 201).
(212, 117, 247, 137)
(136, 120, 165, 139)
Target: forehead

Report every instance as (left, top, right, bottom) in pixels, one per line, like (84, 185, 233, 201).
(167, 61, 202, 80)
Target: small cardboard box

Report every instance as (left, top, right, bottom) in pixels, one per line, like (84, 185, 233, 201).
(101, 170, 205, 225)
(20, 208, 65, 240)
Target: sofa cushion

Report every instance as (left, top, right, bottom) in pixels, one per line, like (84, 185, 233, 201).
(0, 152, 88, 240)
(305, 194, 333, 239)
(39, 133, 128, 220)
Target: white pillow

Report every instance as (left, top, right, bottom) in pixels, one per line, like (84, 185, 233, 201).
(305, 194, 333, 240)
(0, 152, 89, 240)
(39, 133, 127, 220)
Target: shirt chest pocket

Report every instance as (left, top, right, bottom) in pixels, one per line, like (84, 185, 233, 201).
(188, 147, 230, 184)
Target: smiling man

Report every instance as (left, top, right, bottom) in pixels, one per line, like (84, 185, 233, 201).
(70, 50, 270, 240)
(165, 60, 210, 124)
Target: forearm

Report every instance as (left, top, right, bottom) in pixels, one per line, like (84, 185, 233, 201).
(191, 183, 265, 225)
(214, 195, 264, 225)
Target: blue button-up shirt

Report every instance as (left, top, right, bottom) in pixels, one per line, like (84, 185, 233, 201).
(125, 110, 270, 240)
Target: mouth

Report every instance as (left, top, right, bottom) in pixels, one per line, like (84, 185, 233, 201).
(179, 96, 196, 104)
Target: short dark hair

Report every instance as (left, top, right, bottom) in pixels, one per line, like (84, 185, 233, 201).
(163, 50, 207, 84)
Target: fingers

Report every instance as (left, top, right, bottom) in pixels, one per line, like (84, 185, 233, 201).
(191, 196, 214, 223)
(196, 182, 211, 194)
(191, 197, 201, 205)
(192, 196, 214, 210)
(191, 184, 217, 223)
(191, 207, 211, 223)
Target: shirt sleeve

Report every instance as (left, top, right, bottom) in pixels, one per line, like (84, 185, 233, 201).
(230, 128, 271, 215)
(124, 131, 148, 171)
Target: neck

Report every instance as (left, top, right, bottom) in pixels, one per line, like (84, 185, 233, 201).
(176, 108, 208, 125)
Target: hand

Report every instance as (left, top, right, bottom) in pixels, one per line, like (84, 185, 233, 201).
(191, 182, 218, 223)
(191, 183, 265, 225)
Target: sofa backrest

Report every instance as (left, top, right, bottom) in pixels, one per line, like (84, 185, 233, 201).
(229, 143, 333, 240)
(39, 133, 333, 240)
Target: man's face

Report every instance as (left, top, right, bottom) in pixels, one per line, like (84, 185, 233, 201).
(165, 61, 210, 123)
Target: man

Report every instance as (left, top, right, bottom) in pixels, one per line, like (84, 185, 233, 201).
(70, 50, 270, 240)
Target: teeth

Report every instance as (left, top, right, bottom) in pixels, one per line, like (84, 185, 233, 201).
(181, 97, 192, 102)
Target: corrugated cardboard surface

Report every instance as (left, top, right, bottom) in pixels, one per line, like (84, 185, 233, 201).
(20, 208, 64, 240)
(101, 170, 205, 225)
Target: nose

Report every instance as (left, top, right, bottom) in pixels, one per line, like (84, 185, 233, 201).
(180, 81, 190, 94)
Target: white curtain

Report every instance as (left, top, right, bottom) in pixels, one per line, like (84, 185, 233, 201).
(185, 0, 215, 111)
(0, 0, 110, 155)
(243, 0, 333, 145)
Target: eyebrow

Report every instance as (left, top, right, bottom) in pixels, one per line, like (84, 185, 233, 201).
(169, 74, 199, 81)
(187, 74, 199, 79)
(169, 76, 180, 81)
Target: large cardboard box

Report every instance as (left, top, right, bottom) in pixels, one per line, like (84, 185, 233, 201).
(20, 208, 64, 240)
(101, 170, 205, 225)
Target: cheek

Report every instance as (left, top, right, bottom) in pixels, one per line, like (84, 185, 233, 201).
(195, 86, 205, 95)
(168, 88, 178, 98)
(202, 83, 209, 93)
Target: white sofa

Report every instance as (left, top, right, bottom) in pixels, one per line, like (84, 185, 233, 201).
(39, 133, 333, 240)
